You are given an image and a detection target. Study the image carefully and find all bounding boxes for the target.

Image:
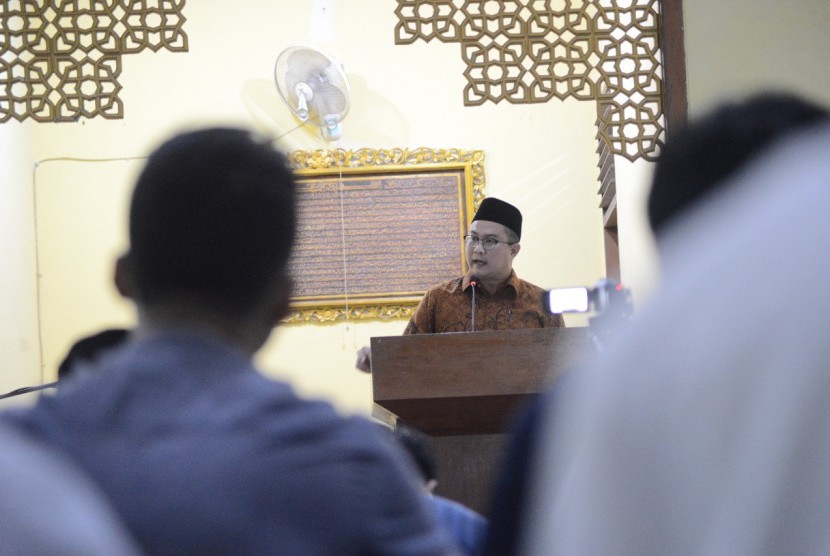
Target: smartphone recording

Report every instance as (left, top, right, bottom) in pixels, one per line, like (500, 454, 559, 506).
(542, 279, 633, 317)
(543, 287, 590, 314)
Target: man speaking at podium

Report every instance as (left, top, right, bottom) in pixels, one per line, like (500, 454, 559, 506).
(357, 197, 563, 371)
(404, 197, 563, 334)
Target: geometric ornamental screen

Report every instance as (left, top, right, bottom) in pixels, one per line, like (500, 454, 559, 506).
(0, 0, 187, 122)
(395, 0, 664, 161)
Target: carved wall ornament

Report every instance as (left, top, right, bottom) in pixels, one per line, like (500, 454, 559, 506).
(0, 0, 188, 122)
(394, 0, 665, 161)
(284, 147, 485, 324)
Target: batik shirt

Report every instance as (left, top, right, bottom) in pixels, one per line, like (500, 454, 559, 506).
(403, 271, 564, 334)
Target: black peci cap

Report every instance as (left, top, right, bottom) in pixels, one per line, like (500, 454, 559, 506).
(472, 197, 522, 239)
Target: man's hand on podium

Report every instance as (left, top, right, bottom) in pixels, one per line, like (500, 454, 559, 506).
(355, 345, 372, 373)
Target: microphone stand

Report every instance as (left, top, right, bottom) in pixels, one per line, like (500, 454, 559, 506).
(470, 277, 478, 332)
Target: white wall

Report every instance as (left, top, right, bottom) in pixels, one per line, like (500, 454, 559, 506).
(615, 157, 659, 307)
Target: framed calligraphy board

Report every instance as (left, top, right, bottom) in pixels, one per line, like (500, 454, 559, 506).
(284, 147, 485, 323)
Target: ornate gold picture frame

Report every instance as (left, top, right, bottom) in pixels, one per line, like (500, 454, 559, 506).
(284, 147, 485, 323)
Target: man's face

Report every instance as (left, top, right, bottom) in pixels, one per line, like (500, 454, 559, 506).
(465, 220, 519, 285)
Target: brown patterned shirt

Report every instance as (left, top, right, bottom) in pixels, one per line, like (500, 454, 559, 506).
(403, 271, 565, 334)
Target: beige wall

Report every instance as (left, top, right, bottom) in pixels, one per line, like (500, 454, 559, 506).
(1, 1, 609, 412)
(11, 2, 826, 412)
(0, 125, 39, 404)
(683, 0, 830, 116)
(615, 0, 830, 313)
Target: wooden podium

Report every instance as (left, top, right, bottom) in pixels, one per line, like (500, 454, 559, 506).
(371, 327, 590, 514)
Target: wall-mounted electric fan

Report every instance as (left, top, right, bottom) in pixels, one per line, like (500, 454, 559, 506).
(274, 45, 351, 141)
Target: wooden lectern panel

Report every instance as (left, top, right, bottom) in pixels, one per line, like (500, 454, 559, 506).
(371, 327, 590, 435)
(370, 326, 591, 514)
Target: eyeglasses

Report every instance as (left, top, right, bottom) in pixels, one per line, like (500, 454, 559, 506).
(464, 235, 516, 250)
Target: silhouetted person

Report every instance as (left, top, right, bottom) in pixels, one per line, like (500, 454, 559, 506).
(648, 92, 829, 240)
(2, 127, 456, 555)
(0, 423, 140, 554)
(482, 91, 830, 556)
(523, 119, 830, 554)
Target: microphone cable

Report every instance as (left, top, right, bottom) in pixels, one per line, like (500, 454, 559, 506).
(0, 381, 58, 400)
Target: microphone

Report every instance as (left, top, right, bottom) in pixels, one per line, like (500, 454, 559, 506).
(469, 275, 479, 332)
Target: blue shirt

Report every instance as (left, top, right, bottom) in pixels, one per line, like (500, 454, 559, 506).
(3, 331, 456, 555)
(430, 495, 487, 556)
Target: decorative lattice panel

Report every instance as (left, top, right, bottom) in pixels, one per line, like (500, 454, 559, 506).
(0, 0, 188, 122)
(395, 0, 664, 161)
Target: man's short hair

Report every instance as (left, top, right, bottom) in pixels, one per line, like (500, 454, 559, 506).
(389, 424, 437, 484)
(128, 127, 296, 316)
(503, 226, 520, 245)
(648, 92, 829, 236)
(58, 328, 130, 380)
